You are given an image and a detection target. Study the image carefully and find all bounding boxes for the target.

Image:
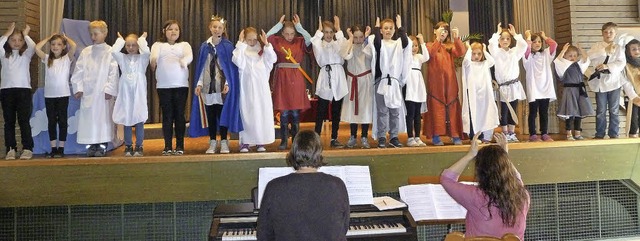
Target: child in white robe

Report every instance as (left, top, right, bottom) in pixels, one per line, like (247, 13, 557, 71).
(523, 30, 557, 142)
(488, 23, 527, 142)
(364, 16, 412, 148)
(232, 27, 277, 152)
(405, 34, 429, 147)
(70, 20, 119, 157)
(311, 16, 348, 148)
(340, 25, 373, 149)
(111, 32, 150, 157)
(461, 42, 499, 143)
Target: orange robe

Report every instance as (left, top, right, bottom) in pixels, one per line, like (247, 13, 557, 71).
(423, 38, 466, 138)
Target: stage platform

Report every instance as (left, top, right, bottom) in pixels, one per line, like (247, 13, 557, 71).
(1, 123, 640, 207)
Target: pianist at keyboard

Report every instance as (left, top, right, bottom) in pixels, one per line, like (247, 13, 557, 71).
(257, 130, 350, 241)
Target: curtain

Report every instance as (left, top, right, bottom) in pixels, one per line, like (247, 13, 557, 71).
(513, 0, 558, 134)
(468, 0, 513, 43)
(39, 0, 65, 87)
(63, 0, 448, 123)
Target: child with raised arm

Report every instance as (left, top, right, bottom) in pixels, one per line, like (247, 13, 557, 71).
(70, 20, 119, 157)
(424, 21, 466, 146)
(488, 23, 528, 142)
(555, 43, 595, 140)
(150, 20, 193, 155)
(405, 34, 429, 147)
(111, 32, 150, 157)
(35, 33, 77, 158)
(341, 25, 373, 149)
(365, 15, 412, 148)
(232, 28, 277, 152)
(311, 16, 348, 148)
(0, 22, 36, 159)
(266, 14, 313, 150)
(523, 30, 557, 142)
(192, 16, 241, 154)
(461, 42, 499, 143)
(587, 22, 626, 139)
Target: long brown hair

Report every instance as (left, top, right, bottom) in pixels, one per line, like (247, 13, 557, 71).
(434, 21, 453, 51)
(158, 19, 182, 43)
(474, 145, 529, 227)
(47, 34, 69, 68)
(3, 31, 27, 58)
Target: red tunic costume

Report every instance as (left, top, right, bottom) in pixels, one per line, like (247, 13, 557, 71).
(268, 35, 311, 111)
(423, 38, 466, 138)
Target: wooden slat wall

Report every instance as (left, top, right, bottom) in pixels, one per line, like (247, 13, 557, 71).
(554, 0, 640, 137)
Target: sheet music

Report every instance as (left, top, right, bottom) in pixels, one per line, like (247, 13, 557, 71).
(399, 184, 468, 221)
(257, 166, 374, 208)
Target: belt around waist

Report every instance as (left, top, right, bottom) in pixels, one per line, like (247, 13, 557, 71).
(276, 63, 300, 68)
(498, 78, 520, 86)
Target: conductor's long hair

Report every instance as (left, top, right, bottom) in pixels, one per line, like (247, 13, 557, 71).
(474, 145, 529, 227)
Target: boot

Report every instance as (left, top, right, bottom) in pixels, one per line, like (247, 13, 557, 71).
(291, 122, 300, 141)
(279, 126, 288, 150)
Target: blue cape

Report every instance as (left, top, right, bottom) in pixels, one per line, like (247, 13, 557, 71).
(188, 38, 243, 137)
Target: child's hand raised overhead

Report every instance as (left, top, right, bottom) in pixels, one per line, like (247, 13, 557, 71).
(524, 30, 531, 40)
(540, 31, 547, 40)
(365, 26, 371, 37)
(375, 17, 380, 28)
(346, 28, 353, 39)
(395, 14, 402, 28)
(317, 16, 322, 31)
(508, 24, 517, 36)
(22, 24, 30, 36)
(141, 32, 147, 39)
(333, 16, 341, 31)
(293, 14, 301, 25)
(416, 33, 424, 43)
(496, 22, 502, 34)
(117, 32, 123, 39)
(239, 29, 245, 43)
(279, 15, 285, 24)
(451, 27, 459, 39)
(260, 30, 268, 46)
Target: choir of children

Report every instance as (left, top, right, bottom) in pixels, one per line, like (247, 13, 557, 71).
(2, 17, 638, 158)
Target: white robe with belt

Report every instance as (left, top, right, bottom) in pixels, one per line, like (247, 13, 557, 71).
(311, 30, 348, 101)
(340, 43, 373, 123)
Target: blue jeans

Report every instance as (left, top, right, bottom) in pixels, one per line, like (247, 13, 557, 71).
(124, 122, 144, 146)
(595, 88, 621, 138)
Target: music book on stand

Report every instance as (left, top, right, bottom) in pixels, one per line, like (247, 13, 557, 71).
(399, 183, 471, 221)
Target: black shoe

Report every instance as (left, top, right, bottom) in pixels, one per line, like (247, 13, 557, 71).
(174, 147, 184, 155)
(124, 145, 133, 157)
(378, 137, 387, 148)
(133, 146, 143, 157)
(330, 139, 344, 148)
(94, 144, 106, 157)
(162, 147, 172, 156)
(388, 137, 403, 148)
(86, 145, 97, 157)
(55, 147, 64, 158)
(47, 147, 56, 158)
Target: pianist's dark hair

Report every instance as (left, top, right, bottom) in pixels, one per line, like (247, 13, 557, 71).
(286, 130, 326, 170)
(474, 145, 529, 227)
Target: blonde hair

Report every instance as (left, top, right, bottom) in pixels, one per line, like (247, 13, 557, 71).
(470, 42, 485, 61)
(88, 20, 108, 33)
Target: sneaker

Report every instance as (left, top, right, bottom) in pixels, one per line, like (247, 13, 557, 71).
(378, 137, 387, 148)
(346, 136, 357, 148)
(631, 134, 639, 138)
(174, 147, 184, 155)
(566, 135, 575, 141)
(452, 137, 462, 145)
(206, 140, 217, 154)
(5, 147, 16, 160)
(94, 144, 106, 157)
(388, 137, 402, 148)
(220, 140, 230, 154)
(19, 149, 33, 160)
(330, 139, 344, 148)
(239, 144, 250, 153)
(55, 147, 65, 158)
(162, 147, 172, 156)
(415, 138, 427, 147)
(574, 135, 585, 140)
(432, 136, 444, 146)
(592, 136, 604, 139)
(361, 137, 371, 149)
(508, 133, 519, 143)
(124, 145, 134, 157)
(529, 135, 541, 142)
(257, 145, 266, 152)
(47, 148, 56, 158)
(86, 145, 96, 157)
(406, 137, 417, 147)
(133, 146, 144, 157)
(541, 134, 554, 142)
